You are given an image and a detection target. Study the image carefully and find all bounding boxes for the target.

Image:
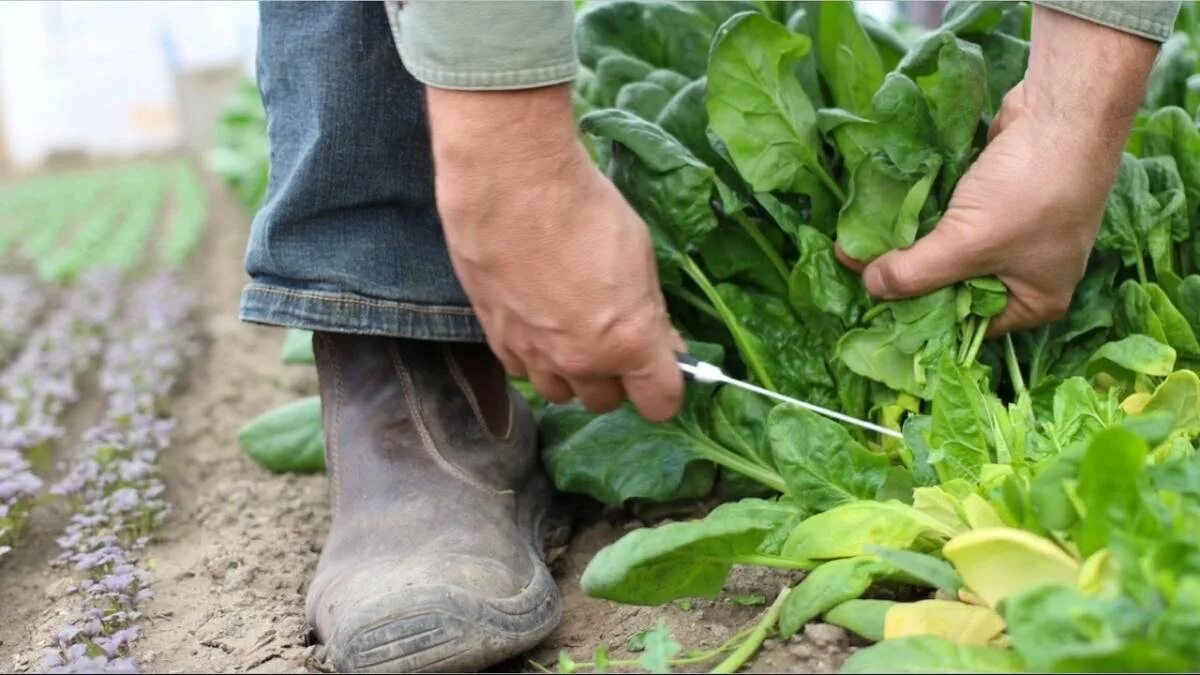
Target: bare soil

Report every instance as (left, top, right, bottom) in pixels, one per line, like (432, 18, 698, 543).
(0, 179, 855, 673)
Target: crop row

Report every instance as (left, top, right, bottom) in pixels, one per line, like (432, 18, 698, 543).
(0, 274, 49, 367)
(43, 274, 197, 673)
(0, 272, 121, 559)
(0, 162, 208, 282)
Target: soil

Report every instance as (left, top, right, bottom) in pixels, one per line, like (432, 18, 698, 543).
(0, 177, 856, 673)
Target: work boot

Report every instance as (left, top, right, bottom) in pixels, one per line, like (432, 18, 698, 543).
(306, 332, 563, 672)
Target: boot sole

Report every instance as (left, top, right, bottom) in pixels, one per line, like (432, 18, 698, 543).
(325, 547, 561, 673)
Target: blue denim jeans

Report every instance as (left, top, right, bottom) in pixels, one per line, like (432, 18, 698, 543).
(240, 1, 483, 342)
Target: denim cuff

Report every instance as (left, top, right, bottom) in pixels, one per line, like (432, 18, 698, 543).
(1036, 1, 1180, 42)
(240, 281, 485, 342)
(385, 0, 579, 91)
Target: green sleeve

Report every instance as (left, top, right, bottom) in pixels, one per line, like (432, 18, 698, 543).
(385, 0, 579, 91)
(1035, 1, 1181, 42)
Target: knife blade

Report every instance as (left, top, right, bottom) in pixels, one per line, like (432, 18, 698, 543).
(677, 353, 903, 439)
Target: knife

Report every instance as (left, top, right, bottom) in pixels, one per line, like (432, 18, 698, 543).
(677, 353, 903, 439)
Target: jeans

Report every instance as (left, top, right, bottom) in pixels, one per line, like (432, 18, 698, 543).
(240, 1, 483, 342)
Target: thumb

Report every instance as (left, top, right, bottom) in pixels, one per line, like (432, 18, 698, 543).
(863, 224, 986, 300)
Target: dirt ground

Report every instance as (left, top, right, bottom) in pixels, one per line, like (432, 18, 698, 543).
(0, 180, 857, 673)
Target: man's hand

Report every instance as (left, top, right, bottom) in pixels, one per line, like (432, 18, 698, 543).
(841, 6, 1160, 336)
(426, 84, 686, 422)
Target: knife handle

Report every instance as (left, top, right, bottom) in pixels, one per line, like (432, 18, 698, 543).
(676, 352, 699, 381)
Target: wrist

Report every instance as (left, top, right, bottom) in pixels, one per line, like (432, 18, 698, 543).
(426, 84, 585, 173)
(1022, 5, 1158, 153)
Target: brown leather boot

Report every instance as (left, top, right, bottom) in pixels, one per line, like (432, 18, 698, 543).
(306, 332, 562, 672)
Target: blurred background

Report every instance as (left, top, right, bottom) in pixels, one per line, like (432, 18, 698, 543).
(0, 1, 943, 182)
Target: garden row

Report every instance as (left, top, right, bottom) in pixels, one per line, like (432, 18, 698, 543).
(0, 161, 206, 672)
(0, 161, 206, 281)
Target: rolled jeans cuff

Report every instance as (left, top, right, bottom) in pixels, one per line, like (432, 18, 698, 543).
(240, 279, 485, 342)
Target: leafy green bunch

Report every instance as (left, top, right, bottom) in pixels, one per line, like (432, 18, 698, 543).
(540, 1, 1200, 672)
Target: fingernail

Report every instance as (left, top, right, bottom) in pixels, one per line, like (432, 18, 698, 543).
(864, 266, 888, 298)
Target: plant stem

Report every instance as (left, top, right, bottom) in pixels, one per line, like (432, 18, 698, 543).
(956, 317, 977, 363)
(693, 435, 789, 494)
(963, 317, 990, 364)
(710, 586, 792, 674)
(732, 212, 790, 285)
(666, 285, 723, 323)
(1004, 333, 1027, 399)
(1136, 248, 1149, 285)
(812, 163, 847, 204)
(681, 255, 777, 391)
(728, 554, 815, 571)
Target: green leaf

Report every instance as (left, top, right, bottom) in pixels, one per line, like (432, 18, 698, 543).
(575, 1, 715, 78)
(766, 405, 890, 512)
(1004, 585, 1188, 672)
(280, 329, 315, 365)
(728, 593, 766, 606)
(580, 498, 803, 604)
(710, 386, 775, 471)
(824, 598, 896, 642)
(1097, 154, 1155, 272)
(781, 500, 957, 561)
(837, 153, 939, 262)
(715, 284, 838, 405)
(842, 636, 1025, 674)
(540, 401, 717, 506)
(867, 546, 963, 594)
(900, 31, 988, 193)
(930, 353, 994, 482)
(778, 556, 891, 637)
(1086, 335, 1177, 383)
(237, 396, 325, 474)
(1075, 427, 1149, 555)
(971, 32, 1029, 115)
(592, 54, 655, 107)
(707, 12, 837, 199)
(636, 621, 681, 674)
(580, 109, 718, 263)
(816, 1, 885, 116)
(789, 225, 866, 328)
(1142, 107, 1200, 227)
(836, 328, 922, 396)
(616, 81, 673, 121)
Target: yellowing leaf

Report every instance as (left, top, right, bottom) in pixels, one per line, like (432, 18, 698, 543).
(943, 528, 1079, 609)
(884, 600, 1006, 645)
(961, 494, 1005, 530)
(1077, 548, 1120, 598)
(1121, 391, 1153, 414)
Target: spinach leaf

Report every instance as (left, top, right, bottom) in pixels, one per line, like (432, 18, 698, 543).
(716, 284, 838, 405)
(929, 353, 994, 482)
(237, 396, 325, 474)
(842, 636, 1025, 674)
(900, 31, 988, 194)
(581, 109, 718, 264)
(837, 153, 939, 262)
(1086, 334, 1177, 384)
(707, 12, 843, 201)
(580, 498, 804, 604)
(815, 1, 885, 116)
(575, 1, 716, 78)
(781, 500, 957, 561)
(616, 81, 673, 121)
(778, 556, 892, 637)
(766, 405, 891, 512)
(824, 599, 896, 642)
(1075, 427, 1149, 555)
(788, 225, 866, 328)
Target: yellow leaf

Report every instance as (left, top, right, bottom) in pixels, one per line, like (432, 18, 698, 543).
(1078, 548, 1120, 597)
(884, 600, 1006, 645)
(943, 528, 1079, 609)
(961, 494, 1005, 530)
(1121, 392, 1152, 415)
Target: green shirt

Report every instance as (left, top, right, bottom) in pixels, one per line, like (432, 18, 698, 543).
(385, 1, 1181, 91)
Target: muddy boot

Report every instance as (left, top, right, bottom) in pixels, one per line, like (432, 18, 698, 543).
(306, 332, 563, 672)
